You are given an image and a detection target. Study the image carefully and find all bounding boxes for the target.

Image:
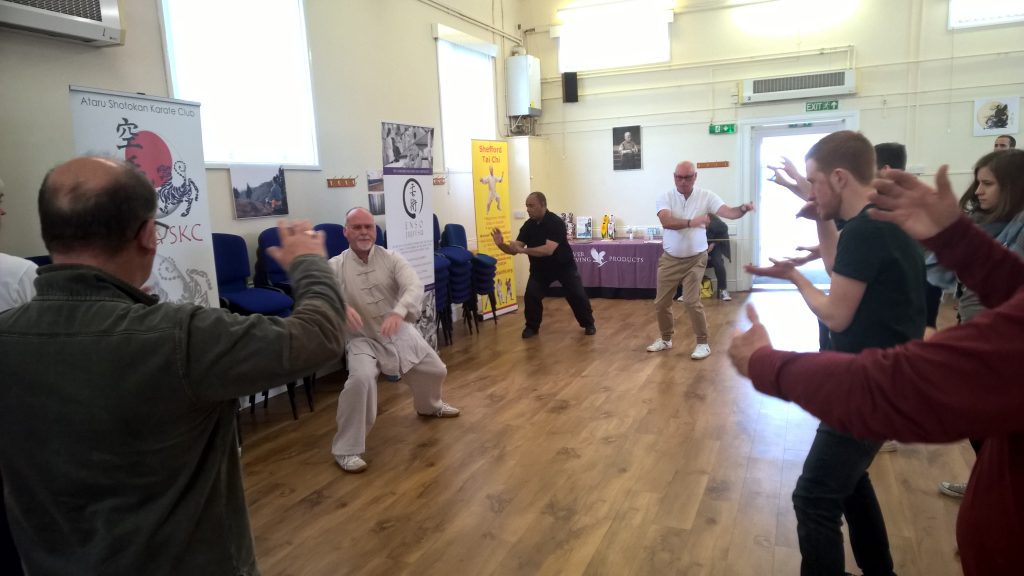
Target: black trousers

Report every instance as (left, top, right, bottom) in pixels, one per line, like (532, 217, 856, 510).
(707, 249, 727, 293)
(524, 267, 594, 331)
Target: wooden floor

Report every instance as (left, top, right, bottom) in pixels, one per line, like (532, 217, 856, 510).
(240, 291, 972, 576)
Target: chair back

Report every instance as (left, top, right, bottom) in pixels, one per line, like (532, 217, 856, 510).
(255, 227, 288, 287)
(441, 223, 468, 248)
(314, 223, 348, 258)
(433, 214, 441, 250)
(25, 255, 52, 267)
(375, 225, 386, 247)
(211, 233, 251, 292)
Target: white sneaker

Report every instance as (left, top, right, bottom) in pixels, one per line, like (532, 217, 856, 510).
(690, 343, 711, 360)
(675, 295, 685, 302)
(879, 440, 898, 452)
(646, 338, 673, 352)
(719, 290, 732, 301)
(419, 402, 460, 418)
(335, 454, 367, 474)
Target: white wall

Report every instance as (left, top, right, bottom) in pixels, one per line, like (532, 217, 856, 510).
(0, 0, 521, 262)
(2, 0, 1022, 291)
(509, 0, 1022, 289)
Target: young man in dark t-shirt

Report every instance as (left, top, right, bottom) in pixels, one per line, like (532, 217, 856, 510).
(746, 131, 924, 576)
(491, 191, 595, 338)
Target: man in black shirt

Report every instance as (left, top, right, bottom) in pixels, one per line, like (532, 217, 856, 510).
(491, 191, 595, 338)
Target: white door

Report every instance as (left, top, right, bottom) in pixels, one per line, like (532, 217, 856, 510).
(747, 117, 853, 288)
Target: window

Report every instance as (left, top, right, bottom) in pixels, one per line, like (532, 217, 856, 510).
(435, 28, 497, 173)
(949, 0, 1024, 29)
(554, 0, 673, 73)
(160, 0, 318, 167)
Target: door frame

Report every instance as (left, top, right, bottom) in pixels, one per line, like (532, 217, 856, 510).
(733, 111, 860, 291)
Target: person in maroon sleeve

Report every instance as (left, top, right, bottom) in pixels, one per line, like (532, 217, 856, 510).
(729, 165, 1024, 576)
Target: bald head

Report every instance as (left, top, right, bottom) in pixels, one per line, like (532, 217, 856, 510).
(39, 156, 157, 257)
(344, 207, 377, 258)
(673, 161, 698, 194)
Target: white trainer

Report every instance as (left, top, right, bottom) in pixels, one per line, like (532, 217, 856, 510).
(690, 343, 711, 360)
(646, 338, 673, 352)
(719, 290, 732, 301)
(419, 402, 460, 418)
(879, 440, 898, 452)
(939, 481, 967, 498)
(675, 295, 685, 302)
(335, 454, 367, 474)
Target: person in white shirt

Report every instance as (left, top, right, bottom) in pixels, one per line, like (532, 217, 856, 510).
(647, 161, 753, 359)
(0, 184, 37, 314)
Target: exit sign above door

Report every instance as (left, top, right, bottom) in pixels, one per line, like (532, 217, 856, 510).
(708, 123, 736, 134)
(805, 100, 839, 112)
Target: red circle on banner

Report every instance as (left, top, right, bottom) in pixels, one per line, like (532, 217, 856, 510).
(126, 130, 172, 188)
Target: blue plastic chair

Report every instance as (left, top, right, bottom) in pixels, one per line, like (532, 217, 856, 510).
(211, 232, 303, 419)
(254, 227, 292, 295)
(25, 255, 51, 267)
(314, 223, 348, 258)
(375, 225, 386, 248)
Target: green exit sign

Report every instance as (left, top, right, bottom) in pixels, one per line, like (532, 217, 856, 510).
(806, 100, 839, 112)
(708, 123, 736, 135)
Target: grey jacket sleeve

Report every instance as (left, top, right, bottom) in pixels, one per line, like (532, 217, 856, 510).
(183, 255, 347, 403)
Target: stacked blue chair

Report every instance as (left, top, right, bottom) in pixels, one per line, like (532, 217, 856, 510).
(314, 223, 348, 258)
(212, 232, 302, 420)
(472, 252, 499, 325)
(375, 225, 386, 248)
(438, 223, 476, 333)
(254, 227, 292, 295)
(433, 253, 452, 346)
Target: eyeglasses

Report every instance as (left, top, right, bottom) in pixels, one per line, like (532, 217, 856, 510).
(136, 218, 170, 239)
(674, 173, 696, 180)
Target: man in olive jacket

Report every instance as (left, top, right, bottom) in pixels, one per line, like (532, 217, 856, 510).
(0, 157, 346, 576)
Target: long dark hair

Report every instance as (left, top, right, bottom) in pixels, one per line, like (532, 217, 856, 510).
(958, 149, 1024, 224)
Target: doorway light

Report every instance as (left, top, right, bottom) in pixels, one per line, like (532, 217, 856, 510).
(948, 0, 1024, 29)
(730, 0, 860, 37)
(554, 0, 674, 73)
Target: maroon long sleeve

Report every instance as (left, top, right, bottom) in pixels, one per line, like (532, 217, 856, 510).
(748, 215, 1024, 576)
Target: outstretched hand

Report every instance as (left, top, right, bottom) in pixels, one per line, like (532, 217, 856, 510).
(768, 157, 811, 201)
(744, 257, 799, 280)
(795, 201, 819, 221)
(490, 227, 505, 245)
(786, 245, 822, 266)
(728, 304, 773, 378)
(869, 166, 961, 240)
(266, 219, 325, 272)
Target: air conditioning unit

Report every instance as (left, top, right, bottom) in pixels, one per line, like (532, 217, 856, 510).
(740, 69, 855, 104)
(0, 0, 123, 46)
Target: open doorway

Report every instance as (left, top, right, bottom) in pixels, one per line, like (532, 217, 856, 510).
(748, 117, 853, 288)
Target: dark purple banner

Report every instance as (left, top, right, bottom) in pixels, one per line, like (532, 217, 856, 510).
(571, 240, 663, 289)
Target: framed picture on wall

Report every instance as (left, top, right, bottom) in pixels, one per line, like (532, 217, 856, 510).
(229, 165, 289, 219)
(973, 96, 1019, 136)
(612, 125, 642, 171)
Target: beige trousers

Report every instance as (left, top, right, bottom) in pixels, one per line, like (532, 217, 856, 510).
(654, 251, 709, 344)
(331, 349, 446, 456)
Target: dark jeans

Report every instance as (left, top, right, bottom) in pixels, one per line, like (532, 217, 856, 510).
(707, 249, 727, 293)
(794, 423, 895, 576)
(524, 267, 594, 331)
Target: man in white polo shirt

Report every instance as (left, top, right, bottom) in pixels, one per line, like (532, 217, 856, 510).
(647, 161, 753, 359)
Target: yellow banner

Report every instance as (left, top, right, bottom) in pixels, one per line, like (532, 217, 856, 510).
(472, 139, 517, 317)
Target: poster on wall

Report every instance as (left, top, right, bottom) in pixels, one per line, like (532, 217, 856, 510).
(472, 139, 517, 318)
(229, 165, 289, 219)
(973, 96, 1019, 136)
(613, 125, 642, 170)
(382, 121, 436, 347)
(69, 85, 218, 308)
(366, 169, 384, 215)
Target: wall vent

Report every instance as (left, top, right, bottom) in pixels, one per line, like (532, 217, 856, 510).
(0, 0, 122, 46)
(740, 69, 855, 104)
